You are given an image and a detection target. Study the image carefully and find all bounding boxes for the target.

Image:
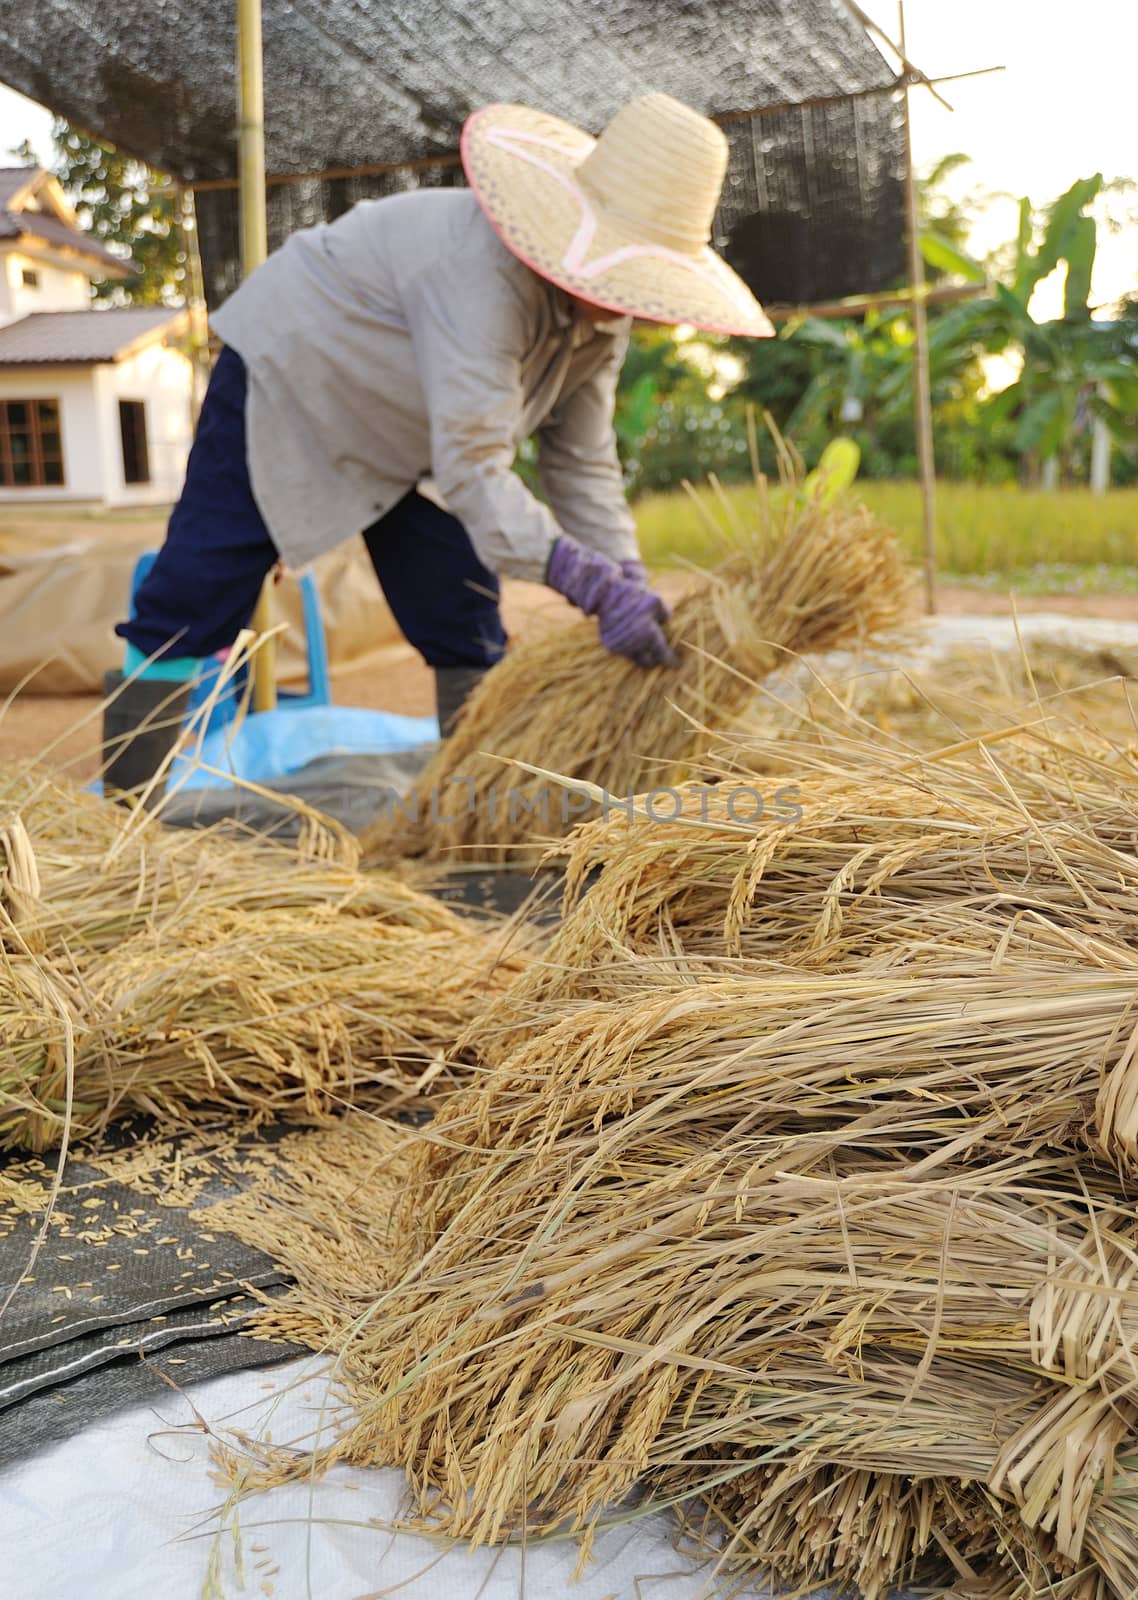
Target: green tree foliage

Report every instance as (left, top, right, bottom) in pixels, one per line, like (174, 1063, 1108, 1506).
(726, 330, 820, 435)
(917, 153, 992, 281)
(714, 156, 1009, 484)
(970, 177, 1138, 483)
(660, 164, 1138, 491)
(520, 327, 751, 496)
(48, 121, 185, 306)
(726, 312, 1002, 482)
(743, 305, 1006, 482)
(613, 328, 755, 494)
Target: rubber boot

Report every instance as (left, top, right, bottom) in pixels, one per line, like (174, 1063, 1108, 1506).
(434, 665, 491, 741)
(101, 671, 193, 807)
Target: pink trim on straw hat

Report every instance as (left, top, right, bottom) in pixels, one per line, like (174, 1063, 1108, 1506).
(460, 103, 774, 339)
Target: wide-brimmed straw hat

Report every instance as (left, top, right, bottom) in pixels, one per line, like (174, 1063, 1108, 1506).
(461, 93, 774, 339)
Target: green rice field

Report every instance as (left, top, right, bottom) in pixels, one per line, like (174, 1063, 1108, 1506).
(634, 481, 1138, 592)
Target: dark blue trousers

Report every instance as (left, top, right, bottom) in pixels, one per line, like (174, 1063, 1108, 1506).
(117, 347, 508, 670)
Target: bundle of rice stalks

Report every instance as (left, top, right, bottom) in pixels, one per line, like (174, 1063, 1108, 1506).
(363, 479, 911, 861)
(0, 765, 527, 1150)
(674, 1466, 1010, 1599)
(405, 961, 1138, 1252)
(1, 761, 450, 956)
(492, 715, 1138, 1015)
(210, 677, 1138, 1594)
(229, 971, 1138, 1594)
(668, 1396, 1138, 1600)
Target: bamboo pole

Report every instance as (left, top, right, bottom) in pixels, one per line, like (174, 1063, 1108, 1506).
(899, 2, 938, 616)
(236, 0, 277, 710)
(842, 0, 954, 110)
(765, 280, 988, 324)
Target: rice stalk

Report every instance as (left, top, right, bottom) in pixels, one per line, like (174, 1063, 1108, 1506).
(0, 765, 527, 1150)
(0, 761, 451, 956)
(362, 480, 912, 861)
(225, 1066, 1138, 1591)
(485, 718, 1138, 1022)
(41, 628, 1138, 1592)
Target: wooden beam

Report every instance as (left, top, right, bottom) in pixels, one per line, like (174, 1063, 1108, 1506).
(764, 280, 989, 323)
(899, 0, 938, 616)
(712, 66, 1002, 126)
(839, 0, 954, 110)
(237, 0, 268, 275)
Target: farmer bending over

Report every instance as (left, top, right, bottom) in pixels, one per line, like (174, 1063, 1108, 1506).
(108, 92, 772, 792)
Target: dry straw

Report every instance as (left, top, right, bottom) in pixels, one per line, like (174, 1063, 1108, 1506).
(1, 760, 449, 951)
(0, 763, 524, 1150)
(239, 957, 1138, 1595)
(363, 453, 912, 862)
(16, 562, 1138, 1595)
(206, 1110, 414, 1348)
(721, 630, 1138, 784)
(223, 995, 1138, 1592)
(491, 698, 1138, 1017)
(221, 689, 1138, 1600)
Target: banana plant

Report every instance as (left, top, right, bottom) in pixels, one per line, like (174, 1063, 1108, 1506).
(970, 176, 1138, 478)
(781, 300, 990, 449)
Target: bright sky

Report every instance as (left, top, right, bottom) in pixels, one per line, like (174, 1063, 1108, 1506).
(0, 87, 52, 168)
(861, 0, 1138, 316)
(1, 1, 1135, 316)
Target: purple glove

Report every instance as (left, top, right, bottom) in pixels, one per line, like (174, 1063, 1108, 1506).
(619, 558, 649, 586)
(546, 538, 678, 669)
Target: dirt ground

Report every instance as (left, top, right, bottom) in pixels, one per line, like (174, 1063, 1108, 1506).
(0, 574, 588, 782)
(1, 507, 1135, 783)
(931, 588, 1138, 620)
(5, 579, 1136, 785)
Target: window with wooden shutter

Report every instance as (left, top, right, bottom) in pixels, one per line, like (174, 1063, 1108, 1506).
(0, 399, 65, 487)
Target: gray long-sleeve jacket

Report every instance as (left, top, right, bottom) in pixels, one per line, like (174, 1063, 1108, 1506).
(210, 189, 639, 583)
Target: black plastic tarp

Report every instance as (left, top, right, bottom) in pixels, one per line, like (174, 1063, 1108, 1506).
(0, 1128, 305, 1458)
(2, 0, 906, 308)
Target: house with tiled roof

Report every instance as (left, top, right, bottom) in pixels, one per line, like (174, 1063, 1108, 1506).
(0, 167, 193, 505)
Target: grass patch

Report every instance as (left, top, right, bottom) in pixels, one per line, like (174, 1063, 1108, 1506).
(635, 480, 1138, 589)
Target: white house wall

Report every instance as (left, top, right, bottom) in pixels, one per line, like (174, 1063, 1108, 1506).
(0, 365, 103, 502)
(93, 344, 194, 506)
(0, 344, 193, 508)
(0, 249, 91, 325)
